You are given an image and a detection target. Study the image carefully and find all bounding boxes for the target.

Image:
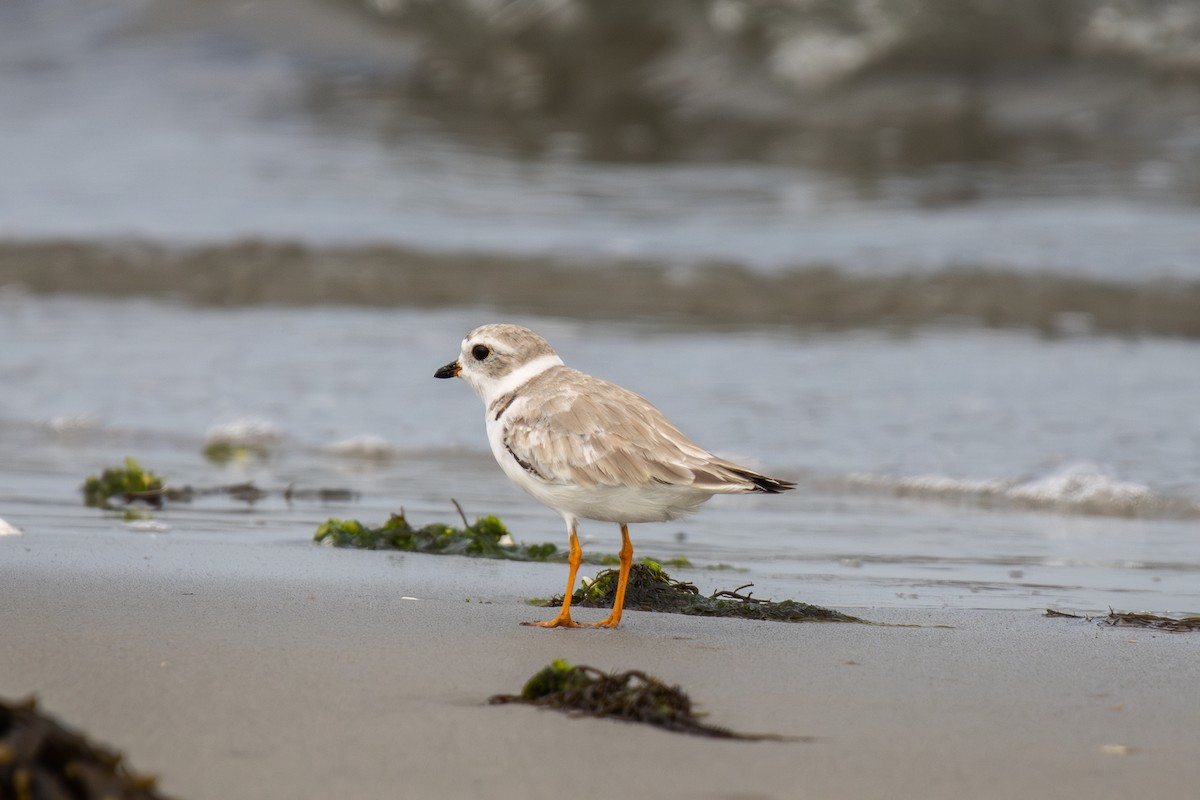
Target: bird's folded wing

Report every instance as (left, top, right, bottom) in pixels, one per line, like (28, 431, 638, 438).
(503, 372, 740, 490)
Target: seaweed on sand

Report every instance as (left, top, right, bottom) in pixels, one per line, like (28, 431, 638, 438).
(489, 660, 806, 741)
(81, 458, 165, 511)
(315, 514, 862, 623)
(81, 458, 357, 516)
(553, 562, 866, 623)
(314, 511, 560, 561)
(1046, 608, 1200, 632)
(0, 696, 175, 800)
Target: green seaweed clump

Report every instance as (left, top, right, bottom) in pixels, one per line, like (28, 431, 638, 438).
(490, 660, 801, 741)
(559, 562, 865, 624)
(201, 440, 276, 465)
(0, 696, 175, 799)
(81, 458, 165, 511)
(314, 512, 561, 561)
(517, 658, 591, 699)
(200, 421, 282, 465)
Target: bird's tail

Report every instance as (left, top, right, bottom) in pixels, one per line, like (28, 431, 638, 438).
(727, 466, 796, 494)
(710, 462, 796, 494)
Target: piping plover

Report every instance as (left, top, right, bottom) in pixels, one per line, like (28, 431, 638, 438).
(435, 324, 794, 628)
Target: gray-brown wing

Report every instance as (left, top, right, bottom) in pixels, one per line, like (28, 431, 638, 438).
(503, 369, 759, 491)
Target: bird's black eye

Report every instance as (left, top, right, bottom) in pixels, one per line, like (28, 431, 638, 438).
(471, 344, 490, 361)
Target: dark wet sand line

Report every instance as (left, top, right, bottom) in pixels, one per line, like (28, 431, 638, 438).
(3, 238, 1200, 338)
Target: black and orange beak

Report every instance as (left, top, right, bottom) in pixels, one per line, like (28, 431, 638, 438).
(434, 360, 461, 379)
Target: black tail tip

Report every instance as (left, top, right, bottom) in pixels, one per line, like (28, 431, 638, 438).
(755, 476, 796, 494)
(736, 469, 796, 494)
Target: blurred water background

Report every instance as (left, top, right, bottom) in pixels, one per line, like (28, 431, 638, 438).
(2, 0, 1198, 612)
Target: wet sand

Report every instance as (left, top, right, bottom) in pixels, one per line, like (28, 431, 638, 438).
(3, 530, 1198, 800)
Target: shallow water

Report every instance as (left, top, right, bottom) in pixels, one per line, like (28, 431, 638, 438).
(1, 297, 1197, 613)
(1, 3, 1198, 615)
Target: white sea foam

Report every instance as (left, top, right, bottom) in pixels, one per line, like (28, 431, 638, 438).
(1006, 464, 1162, 512)
(319, 435, 395, 460)
(204, 419, 284, 452)
(124, 519, 171, 533)
(42, 414, 103, 436)
(838, 463, 1200, 519)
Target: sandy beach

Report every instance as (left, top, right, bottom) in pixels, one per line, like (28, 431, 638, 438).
(3, 529, 1198, 800)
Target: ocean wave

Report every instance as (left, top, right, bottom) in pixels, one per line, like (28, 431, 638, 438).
(833, 464, 1200, 520)
(60, 0, 1199, 176)
(328, 0, 1200, 167)
(3, 239, 1199, 339)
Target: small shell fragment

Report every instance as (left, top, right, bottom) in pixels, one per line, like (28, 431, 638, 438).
(1100, 744, 1135, 755)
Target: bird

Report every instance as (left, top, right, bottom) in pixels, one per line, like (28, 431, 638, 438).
(434, 323, 794, 628)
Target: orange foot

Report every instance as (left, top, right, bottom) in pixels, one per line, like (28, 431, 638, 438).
(583, 616, 621, 629)
(522, 614, 580, 629)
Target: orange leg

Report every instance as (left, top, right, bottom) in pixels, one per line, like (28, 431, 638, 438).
(586, 524, 633, 629)
(524, 524, 582, 628)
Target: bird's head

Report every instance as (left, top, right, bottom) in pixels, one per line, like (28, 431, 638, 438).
(434, 323, 564, 406)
